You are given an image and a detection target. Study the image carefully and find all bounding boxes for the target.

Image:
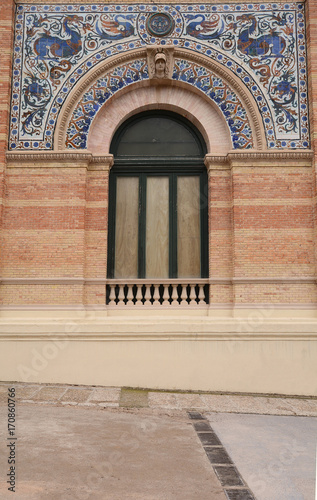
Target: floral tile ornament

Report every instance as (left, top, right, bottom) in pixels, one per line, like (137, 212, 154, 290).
(66, 59, 149, 148)
(66, 58, 253, 149)
(9, 2, 309, 151)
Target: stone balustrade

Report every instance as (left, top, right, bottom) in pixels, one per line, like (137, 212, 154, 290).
(106, 280, 209, 306)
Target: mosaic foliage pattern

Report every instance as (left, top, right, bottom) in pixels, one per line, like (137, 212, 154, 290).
(66, 60, 149, 148)
(185, 11, 301, 139)
(66, 58, 252, 149)
(10, 3, 308, 150)
(173, 60, 252, 149)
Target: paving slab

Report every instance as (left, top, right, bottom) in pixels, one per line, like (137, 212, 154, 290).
(200, 394, 295, 415)
(60, 388, 91, 403)
(0, 404, 226, 500)
(88, 387, 120, 403)
(173, 393, 206, 409)
(148, 392, 178, 409)
(17, 386, 42, 400)
(120, 388, 149, 408)
(207, 412, 317, 500)
(31, 387, 67, 402)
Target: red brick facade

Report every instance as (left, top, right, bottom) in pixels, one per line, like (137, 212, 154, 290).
(0, 0, 15, 227)
(0, 1, 316, 395)
(0, 1, 316, 309)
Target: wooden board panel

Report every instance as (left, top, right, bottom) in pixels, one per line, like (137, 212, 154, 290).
(146, 177, 169, 278)
(115, 177, 139, 278)
(177, 176, 200, 278)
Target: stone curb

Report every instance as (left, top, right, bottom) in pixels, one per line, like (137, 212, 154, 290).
(1, 382, 317, 416)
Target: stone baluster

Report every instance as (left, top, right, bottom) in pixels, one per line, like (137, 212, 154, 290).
(108, 285, 116, 305)
(118, 285, 125, 305)
(180, 284, 188, 305)
(153, 284, 160, 305)
(189, 284, 197, 305)
(126, 284, 134, 305)
(135, 284, 143, 305)
(162, 284, 170, 305)
(198, 285, 205, 304)
(171, 284, 178, 305)
(144, 285, 151, 305)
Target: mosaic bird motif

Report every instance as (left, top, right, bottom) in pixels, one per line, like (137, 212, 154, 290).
(33, 15, 86, 59)
(95, 14, 135, 40)
(235, 14, 286, 58)
(11, 5, 306, 150)
(185, 14, 225, 40)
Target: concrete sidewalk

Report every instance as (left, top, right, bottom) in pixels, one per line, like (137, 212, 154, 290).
(0, 405, 227, 500)
(0, 382, 316, 499)
(208, 412, 317, 500)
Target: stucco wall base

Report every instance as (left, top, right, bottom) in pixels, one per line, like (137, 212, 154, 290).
(0, 312, 316, 396)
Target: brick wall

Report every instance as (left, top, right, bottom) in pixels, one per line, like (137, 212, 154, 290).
(231, 167, 314, 277)
(0, 1, 316, 308)
(1, 165, 87, 279)
(0, 0, 15, 226)
(306, 0, 317, 276)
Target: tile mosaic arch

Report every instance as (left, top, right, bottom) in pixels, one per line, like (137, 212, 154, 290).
(66, 58, 253, 149)
(9, 2, 308, 151)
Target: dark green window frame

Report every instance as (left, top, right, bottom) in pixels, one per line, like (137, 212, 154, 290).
(107, 111, 209, 280)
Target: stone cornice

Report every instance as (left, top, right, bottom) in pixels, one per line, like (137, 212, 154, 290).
(6, 151, 114, 169)
(88, 155, 114, 171)
(204, 150, 314, 170)
(6, 151, 91, 162)
(0, 316, 317, 341)
(204, 155, 230, 171)
(228, 150, 314, 161)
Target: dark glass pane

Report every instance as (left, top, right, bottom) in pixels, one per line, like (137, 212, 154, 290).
(115, 116, 202, 157)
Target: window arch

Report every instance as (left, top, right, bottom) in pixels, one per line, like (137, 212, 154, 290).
(107, 111, 208, 280)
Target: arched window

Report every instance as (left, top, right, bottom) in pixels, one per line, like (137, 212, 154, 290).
(107, 111, 208, 280)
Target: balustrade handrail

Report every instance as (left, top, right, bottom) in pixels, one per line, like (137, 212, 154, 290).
(106, 278, 209, 285)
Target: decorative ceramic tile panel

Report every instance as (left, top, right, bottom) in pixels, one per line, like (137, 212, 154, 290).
(66, 57, 252, 149)
(173, 59, 253, 149)
(66, 59, 149, 148)
(9, 2, 308, 150)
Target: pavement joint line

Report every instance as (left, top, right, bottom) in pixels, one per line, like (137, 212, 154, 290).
(188, 411, 257, 500)
(224, 486, 250, 490)
(26, 386, 43, 398)
(57, 387, 69, 400)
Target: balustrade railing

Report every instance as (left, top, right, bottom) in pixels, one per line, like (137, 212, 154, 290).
(106, 280, 209, 306)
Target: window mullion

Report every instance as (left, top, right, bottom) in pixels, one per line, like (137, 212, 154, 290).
(138, 174, 146, 279)
(169, 173, 178, 279)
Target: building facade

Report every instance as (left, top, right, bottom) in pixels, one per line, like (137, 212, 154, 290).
(0, 0, 317, 395)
